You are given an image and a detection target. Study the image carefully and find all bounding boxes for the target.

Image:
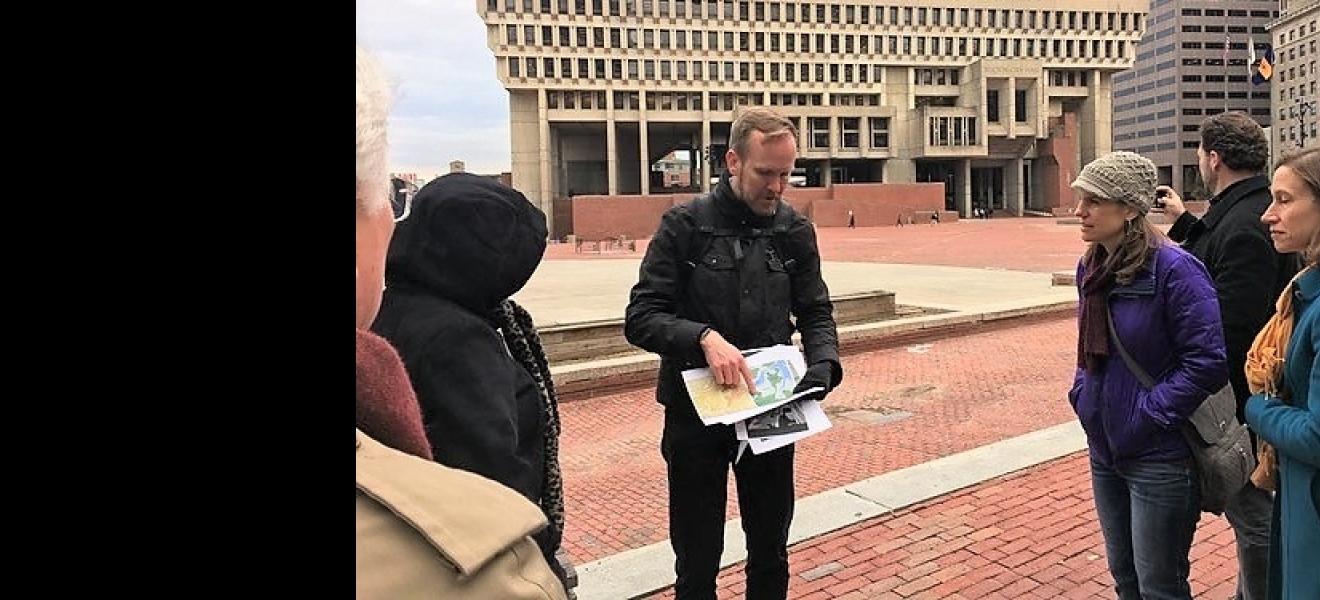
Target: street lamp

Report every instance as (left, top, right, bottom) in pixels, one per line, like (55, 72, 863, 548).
(1296, 98, 1317, 149)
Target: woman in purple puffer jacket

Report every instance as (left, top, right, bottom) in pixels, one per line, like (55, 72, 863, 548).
(1068, 151, 1228, 600)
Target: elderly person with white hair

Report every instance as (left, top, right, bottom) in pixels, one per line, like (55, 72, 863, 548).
(353, 45, 565, 600)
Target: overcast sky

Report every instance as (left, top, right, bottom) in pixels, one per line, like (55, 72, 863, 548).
(357, 0, 511, 178)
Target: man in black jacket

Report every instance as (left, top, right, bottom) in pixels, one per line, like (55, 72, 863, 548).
(625, 107, 841, 600)
(1157, 111, 1298, 600)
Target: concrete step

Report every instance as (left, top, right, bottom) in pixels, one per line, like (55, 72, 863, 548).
(551, 299, 1077, 401)
(539, 290, 897, 364)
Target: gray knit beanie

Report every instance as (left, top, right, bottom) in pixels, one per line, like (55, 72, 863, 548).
(1071, 151, 1158, 215)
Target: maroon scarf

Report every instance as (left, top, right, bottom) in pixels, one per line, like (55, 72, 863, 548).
(355, 328, 432, 460)
(1078, 248, 1116, 372)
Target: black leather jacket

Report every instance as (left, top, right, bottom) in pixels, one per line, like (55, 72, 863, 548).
(625, 173, 841, 415)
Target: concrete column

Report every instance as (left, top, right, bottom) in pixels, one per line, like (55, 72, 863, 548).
(1079, 70, 1113, 166)
(510, 90, 542, 222)
(797, 116, 808, 154)
(884, 159, 915, 184)
(829, 115, 839, 155)
(701, 116, 712, 193)
(606, 88, 618, 195)
(959, 159, 972, 217)
(1009, 157, 1026, 216)
(639, 90, 650, 196)
(1006, 77, 1017, 139)
(822, 159, 833, 186)
(537, 88, 554, 235)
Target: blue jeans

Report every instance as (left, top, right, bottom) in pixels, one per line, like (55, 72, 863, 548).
(1090, 457, 1201, 600)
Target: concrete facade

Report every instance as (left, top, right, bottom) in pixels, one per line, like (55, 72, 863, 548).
(1112, 0, 1281, 200)
(1270, 0, 1319, 153)
(479, 0, 1149, 235)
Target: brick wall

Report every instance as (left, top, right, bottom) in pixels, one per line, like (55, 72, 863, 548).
(820, 183, 947, 226)
(570, 194, 678, 240)
(1037, 113, 1080, 212)
(568, 182, 954, 238)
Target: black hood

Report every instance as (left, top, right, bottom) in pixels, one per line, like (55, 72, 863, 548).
(385, 173, 547, 313)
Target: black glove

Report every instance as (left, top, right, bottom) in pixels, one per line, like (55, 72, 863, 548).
(792, 362, 835, 402)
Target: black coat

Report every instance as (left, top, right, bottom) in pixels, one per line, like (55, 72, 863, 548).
(370, 173, 557, 560)
(1168, 175, 1300, 417)
(625, 174, 841, 417)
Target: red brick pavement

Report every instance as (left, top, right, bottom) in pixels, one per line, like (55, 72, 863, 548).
(559, 314, 1082, 563)
(547, 218, 1089, 274)
(643, 452, 1239, 600)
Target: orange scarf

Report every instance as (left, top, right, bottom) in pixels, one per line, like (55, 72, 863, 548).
(1244, 266, 1311, 490)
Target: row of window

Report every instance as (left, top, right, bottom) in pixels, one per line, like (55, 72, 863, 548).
(1179, 25, 1266, 35)
(1277, 60, 1313, 84)
(1181, 75, 1251, 83)
(511, 56, 896, 83)
(1180, 8, 1274, 18)
(500, 25, 1131, 62)
(983, 90, 1030, 123)
(805, 117, 890, 150)
(488, 0, 1143, 34)
(1278, 124, 1318, 145)
(1182, 43, 1260, 53)
(926, 116, 980, 147)
(1277, 19, 1318, 45)
(507, 55, 1095, 86)
(1282, 81, 1318, 101)
(914, 69, 960, 86)
(1114, 60, 1177, 84)
(1115, 124, 1179, 143)
(1183, 107, 1270, 117)
(1274, 40, 1316, 66)
(1115, 95, 1179, 115)
(1181, 91, 1259, 99)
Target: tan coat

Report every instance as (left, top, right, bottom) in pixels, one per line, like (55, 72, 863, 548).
(356, 430, 567, 599)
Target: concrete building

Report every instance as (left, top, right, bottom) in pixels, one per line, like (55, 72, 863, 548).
(1270, 0, 1319, 153)
(479, 0, 1148, 233)
(1112, 0, 1280, 200)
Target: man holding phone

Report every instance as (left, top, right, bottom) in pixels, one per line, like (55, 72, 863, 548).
(1155, 111, 1297, 600)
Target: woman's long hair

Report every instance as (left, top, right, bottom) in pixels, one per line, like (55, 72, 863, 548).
(1274, 147, 1320, 267)
(1083, 212, 1168, 284)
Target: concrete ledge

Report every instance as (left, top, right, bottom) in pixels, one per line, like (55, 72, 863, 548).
(574, 421, 1087, 600)
(551, 299, 1077, 401)
(542, 291, 897, 364)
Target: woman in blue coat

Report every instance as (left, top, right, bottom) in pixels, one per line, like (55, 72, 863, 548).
(1069, 152, 1228, 599)
(1246, 146, 1320, 600)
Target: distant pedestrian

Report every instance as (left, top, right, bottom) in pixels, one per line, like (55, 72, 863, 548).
(847, 210, 856, 228)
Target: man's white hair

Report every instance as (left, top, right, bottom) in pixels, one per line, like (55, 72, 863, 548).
(356, 45, 392, 215)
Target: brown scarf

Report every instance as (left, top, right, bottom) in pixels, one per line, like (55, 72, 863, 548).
(355, 328, 433, 460)
(1078, 247, 1117, 372)
(1243, 267, 1310, 490)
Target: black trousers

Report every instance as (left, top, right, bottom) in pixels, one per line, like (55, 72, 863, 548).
(662, 408, 795, 600)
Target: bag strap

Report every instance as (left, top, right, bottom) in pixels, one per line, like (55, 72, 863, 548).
(1105, 307, 1156, 390)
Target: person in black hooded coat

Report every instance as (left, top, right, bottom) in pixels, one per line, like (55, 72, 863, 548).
(371, 172, 565, 584)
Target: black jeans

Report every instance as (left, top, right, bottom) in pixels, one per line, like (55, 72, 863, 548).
(662, 408, 795, 600)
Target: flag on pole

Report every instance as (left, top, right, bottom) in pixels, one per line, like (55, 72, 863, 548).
(1249, 39, 1257, 76)
(1252, 45, 1275, 85)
